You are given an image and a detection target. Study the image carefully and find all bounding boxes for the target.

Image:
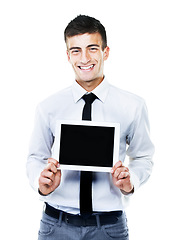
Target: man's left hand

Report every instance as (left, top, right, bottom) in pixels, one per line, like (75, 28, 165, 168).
(111, 161, 134, 194)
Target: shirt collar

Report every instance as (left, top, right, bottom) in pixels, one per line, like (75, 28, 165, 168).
(72, 76, 110, 103)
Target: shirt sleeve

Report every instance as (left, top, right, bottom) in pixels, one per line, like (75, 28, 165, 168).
(126, 100, 155, 192)
(26, 104, 54, 192)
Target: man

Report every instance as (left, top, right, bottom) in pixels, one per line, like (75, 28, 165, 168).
(27, 15, 154, 240)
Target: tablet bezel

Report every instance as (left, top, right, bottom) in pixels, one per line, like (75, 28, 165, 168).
(52, 120, 120, 172)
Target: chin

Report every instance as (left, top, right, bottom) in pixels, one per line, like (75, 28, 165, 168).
(78, 77, 97, 83)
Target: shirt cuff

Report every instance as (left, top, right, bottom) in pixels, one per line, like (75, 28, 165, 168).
(130, 170, 140, 192)
(33, 175, 40, 192)
(120, 170, 140, 197)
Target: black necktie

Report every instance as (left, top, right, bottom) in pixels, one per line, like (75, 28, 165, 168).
(80, 93, 97, 216)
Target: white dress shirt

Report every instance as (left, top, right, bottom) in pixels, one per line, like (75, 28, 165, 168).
(27, 77, 154, 214)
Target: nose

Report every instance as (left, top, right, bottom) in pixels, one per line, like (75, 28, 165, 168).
(80, 50, 91, 64)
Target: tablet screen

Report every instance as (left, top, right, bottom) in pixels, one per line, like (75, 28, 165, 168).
(59, 124, 115, 167)
(52, 120, 120, 172)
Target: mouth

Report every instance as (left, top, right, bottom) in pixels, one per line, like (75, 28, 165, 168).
(78, 64, 95, 71)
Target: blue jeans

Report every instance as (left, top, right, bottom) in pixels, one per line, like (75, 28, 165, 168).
(38, 211, 129, 240)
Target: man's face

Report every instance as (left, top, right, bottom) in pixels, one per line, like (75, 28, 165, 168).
(66, 33, 109, 88)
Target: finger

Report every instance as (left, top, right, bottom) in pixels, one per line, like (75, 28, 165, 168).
(39, 174, 53, 186)
(115, 179, 125, 189)
(48, 158, 59, 168)
(111, 161, 123, 173)
(115, 176, 130, 187)
(57, 169, 61, 176)
(118, 171, 130, 180)
(42, 169, 55, 182)
(45, 162, 58, 174)
(113, 167, 128, 178)
(53, 170, 62, 186)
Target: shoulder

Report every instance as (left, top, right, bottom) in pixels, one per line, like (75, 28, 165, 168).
(108, 84, 145, 107)
(37, 85, 73, 113)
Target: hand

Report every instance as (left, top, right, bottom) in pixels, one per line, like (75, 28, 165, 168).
(111, 161, 134, 194)
(39, 158, 61, 196)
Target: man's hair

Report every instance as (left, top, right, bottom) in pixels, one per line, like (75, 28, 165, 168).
(64, 15, 107, 50)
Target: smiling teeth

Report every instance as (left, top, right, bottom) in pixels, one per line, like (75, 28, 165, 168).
(79, 65, 94, 70)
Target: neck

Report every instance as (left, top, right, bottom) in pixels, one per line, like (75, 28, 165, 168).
(76, 76, 104, 92)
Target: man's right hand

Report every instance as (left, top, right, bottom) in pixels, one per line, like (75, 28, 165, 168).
(38, 158, 61, 196)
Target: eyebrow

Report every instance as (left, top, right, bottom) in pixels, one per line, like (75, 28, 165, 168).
(69, 44, 100, 51)
(87, 44, 100, 48)
(69, 47, 81, 51)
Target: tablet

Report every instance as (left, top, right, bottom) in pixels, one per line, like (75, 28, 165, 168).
(52, 120, 120, 172)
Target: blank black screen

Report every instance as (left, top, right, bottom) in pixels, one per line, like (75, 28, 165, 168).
(59, 124, 115, 168)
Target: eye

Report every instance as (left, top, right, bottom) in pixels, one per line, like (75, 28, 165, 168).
(89, 47, 98, 52)
(70, 49, 80, 55)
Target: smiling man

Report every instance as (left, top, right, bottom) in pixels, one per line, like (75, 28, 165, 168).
(27, 15, 154, 240)
(66, 32, 109, 91)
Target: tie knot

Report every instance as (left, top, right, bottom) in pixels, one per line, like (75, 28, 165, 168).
(82, 93, 97, 105)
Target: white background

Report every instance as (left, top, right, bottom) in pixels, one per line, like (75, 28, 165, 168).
(0, 0, 176, 239)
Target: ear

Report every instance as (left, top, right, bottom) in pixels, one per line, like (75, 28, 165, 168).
(66, 50, 71, 62)
(103, 46, 110, 61)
